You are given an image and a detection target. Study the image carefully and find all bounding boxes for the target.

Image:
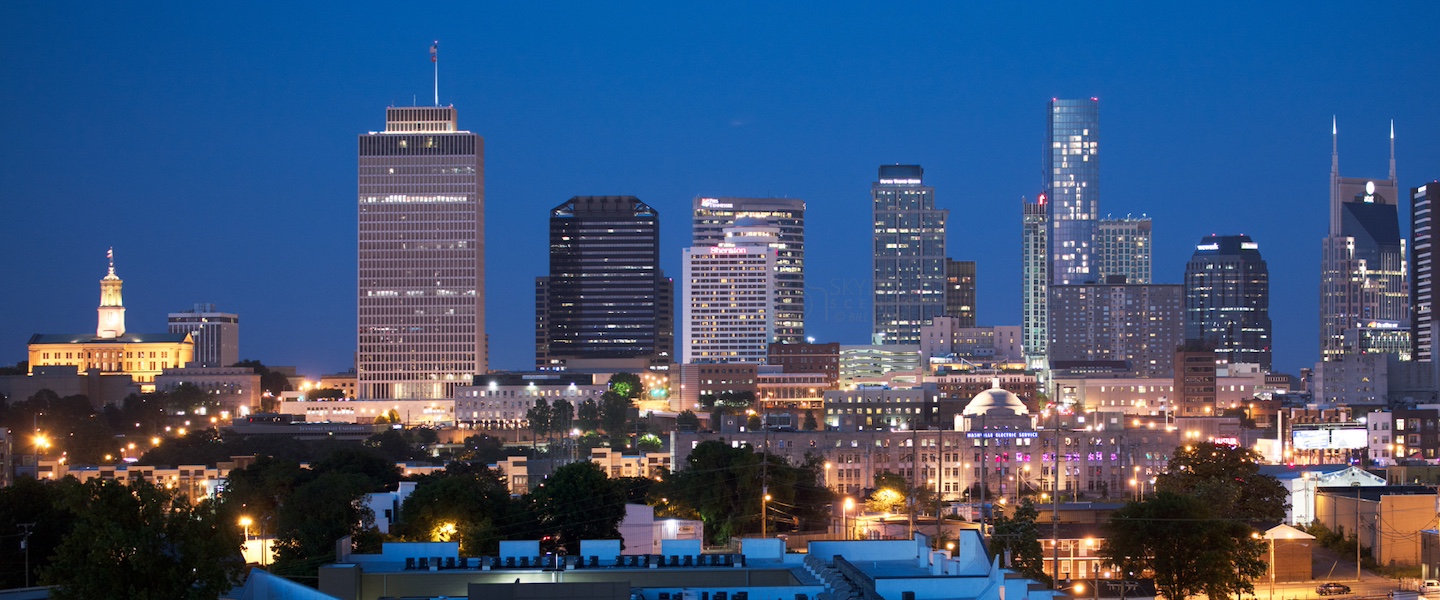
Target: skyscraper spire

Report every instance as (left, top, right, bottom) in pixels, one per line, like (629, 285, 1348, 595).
(1330, 116, 1340, 236)
(1389, 119, 1396, 182)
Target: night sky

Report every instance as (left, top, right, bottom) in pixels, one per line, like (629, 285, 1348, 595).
(3, 2, 1438, 378)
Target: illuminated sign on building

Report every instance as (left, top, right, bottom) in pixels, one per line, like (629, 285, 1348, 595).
(964, 431, 1040, 439)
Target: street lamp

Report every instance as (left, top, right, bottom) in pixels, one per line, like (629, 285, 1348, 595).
(239, 516, 253, 540)
(843, 497, 855, 540)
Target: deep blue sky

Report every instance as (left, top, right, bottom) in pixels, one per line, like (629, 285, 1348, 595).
(3, 2, 1438, 378)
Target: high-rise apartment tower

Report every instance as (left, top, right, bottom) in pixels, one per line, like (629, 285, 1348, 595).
(1413, 181, 1437, 361)
(1021, 194, 1049, 370)
(1046, 98, 1101, 286)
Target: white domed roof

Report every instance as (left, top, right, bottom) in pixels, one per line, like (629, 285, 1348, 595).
(962, 387, 1029, 416)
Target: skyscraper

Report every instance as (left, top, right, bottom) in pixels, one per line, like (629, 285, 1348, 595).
(1413, 181, 1437, 361)
(168, 303, 239, 368)
(1183, 235, 1271, 370)
(872, 164, 947, 345)
(944, 259, 977, 327)
(357, 106, 485, 400)
(1319, 120, 1409, 360)
(542, 196, 671, 369)
(692, 197, 805, 344)
(1021, 193, 1049, 370)
(1097, 216, 1151, 284)
(683, 218, 778, 363)
(1047, 98, 1100, 286)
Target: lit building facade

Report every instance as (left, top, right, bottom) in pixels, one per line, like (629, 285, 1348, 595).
(358, 106, 485, 400)
(541, 196, 671, 370)
(1048, 283, 1184, 378)
(692, 197, 805, 345)
(28, 252, 194, 391)
(1022, 194, 1049, 370)
(1184, 234, 1272, 369)
(1413, 182, 1437, 361)
(167, 303, 239, 368)
(682, 219, 778, 364)
(454, 372, 606, 430)
(872, 165, 947, 345)
(1096, 216, 1151, 284)
(1047, 98, 1100, 286)
(1320, 120, 1409, 360)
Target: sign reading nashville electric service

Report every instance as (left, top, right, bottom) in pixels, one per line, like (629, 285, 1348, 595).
(964, 431, 1040, 439)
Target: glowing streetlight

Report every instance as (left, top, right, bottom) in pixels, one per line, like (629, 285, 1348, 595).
(843, 497, 855, 540)
(239, 516, 253, 539)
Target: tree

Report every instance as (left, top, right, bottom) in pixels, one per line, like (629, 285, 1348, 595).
(676, 410, 701, 432)
(307, 388, 347, 400)
(41, 479, 244, 599)
(270, 471, 378, 578)
(607, 373, 643, 399)
(803, 410, 819, 431)
(550, 398, 574, 435)
(1102, 492, 1241, 600)
(865, 471, 909, 514)
(991, 498, 1049, 584)
(1100, 442, 1284, 600)
(525, 399, 552, 453)
(461, 434, 509, 465)
(396, 468, 511, 555)
(599, 391, 631, 443)
(636, 433, 663, 453)
(576, 399, 601, 431)
(746, 413, 762, 430)
(530, 462, 625, 553)
(232, 360, 293, 398)
(658, 440, 764, 543)
(0, 477, 79, 589)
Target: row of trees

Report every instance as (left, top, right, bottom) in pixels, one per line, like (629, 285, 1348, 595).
(525, 374, 642, 452)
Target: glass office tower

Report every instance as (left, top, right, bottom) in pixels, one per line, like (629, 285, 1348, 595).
(872, 165, 948, 345)
(1184, 235, 1272, 369)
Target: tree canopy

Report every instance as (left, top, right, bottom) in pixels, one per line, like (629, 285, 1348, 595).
(990, 498, 1049, 585)
(1101, 442, 1284, 600)
(41, 479, 244, 600)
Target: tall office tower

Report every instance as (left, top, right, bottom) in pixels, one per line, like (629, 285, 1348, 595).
(1183, 235, 1272, 370)
(872, 165, 948, 345)
(944, 259, 977, 326)
(1048, 282, 1184, 379)
(692, 197, 805, 344)
(683, 218, 778, 363)
(1319, 120, 1410, 360)
(358, 106, 484, 400)
(1415, 182, 1438, 361)
(167, 303, 239, 368)
(1097, 216, 1152, 284)
(1021, 194, 1049, 370)
(1046, 98, 1100, 286)
(542, 196, 671, 369)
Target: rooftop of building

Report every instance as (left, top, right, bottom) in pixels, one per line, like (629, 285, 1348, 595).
(29, 332, 191, 345)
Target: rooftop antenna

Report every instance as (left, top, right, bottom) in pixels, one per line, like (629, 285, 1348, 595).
(430, 40, 439, 106)
(1389, 119, 1396, 182)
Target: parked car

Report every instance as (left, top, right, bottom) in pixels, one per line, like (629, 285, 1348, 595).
(1318, 583, 1352, 596)
(1421, 580, 1440, 595)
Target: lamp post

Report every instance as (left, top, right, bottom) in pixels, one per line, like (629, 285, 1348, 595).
(843, 497, 855, 540)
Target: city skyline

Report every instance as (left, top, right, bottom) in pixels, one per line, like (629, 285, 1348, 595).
(4, 3, 1440, 378)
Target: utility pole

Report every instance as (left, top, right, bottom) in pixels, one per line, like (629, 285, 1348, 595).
(761, 425, 770, 538)
(19, 523, 33, 587)
(936, 429, 944, 543)
(1052, 407, 1061, 590)
(910, 426, 918, 538)
(1356, 486, 1362, 582)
